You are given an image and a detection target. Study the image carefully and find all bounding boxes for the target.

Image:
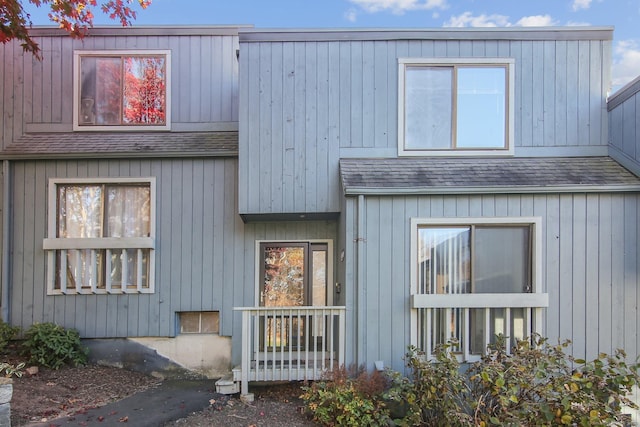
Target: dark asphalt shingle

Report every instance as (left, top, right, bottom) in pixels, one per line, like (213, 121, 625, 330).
(340, 157, 640, 193)
(3, 131, 238, 159)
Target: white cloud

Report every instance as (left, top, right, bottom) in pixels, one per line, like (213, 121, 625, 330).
(444, 11, 509, 27)
(349, 0, 448, 15)
(566, 20, 591, 26)
(515, 14, 557, 27)
(444, 12, 557, 28)
(572, 0, 592, 11)
(612, 40, 640, 91)
(344, 8, 358, 22)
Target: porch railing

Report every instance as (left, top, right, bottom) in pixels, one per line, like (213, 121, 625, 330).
(234, 306, 346, 395)
(412, 293, 548, 361)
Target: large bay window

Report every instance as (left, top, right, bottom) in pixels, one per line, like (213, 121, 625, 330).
(73, 50, 171, 131)
(398, 58, 514, 156)
(410, 217, 547, 361)
(44, 178, 155, 295)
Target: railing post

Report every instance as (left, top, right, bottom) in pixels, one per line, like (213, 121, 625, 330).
(241, 310, 251, 396)
(338, 308, 345, 368)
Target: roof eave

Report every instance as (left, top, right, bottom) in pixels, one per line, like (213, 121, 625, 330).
(0, 150, 239, 161)
(240, 26, 614, 43)
(343, 184, 640, 196)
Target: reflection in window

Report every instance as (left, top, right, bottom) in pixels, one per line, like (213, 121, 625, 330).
(417, 224, 532, 354)
(78, 54, 167, 127)
(400, 60, 510, 153)
(261, 246, 305, 307)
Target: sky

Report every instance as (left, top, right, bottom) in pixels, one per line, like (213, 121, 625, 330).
(22, 0, 640, 92)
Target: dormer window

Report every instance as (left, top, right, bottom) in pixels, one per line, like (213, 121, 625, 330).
(398, 58, 514, 156)
(73, 50, 171, 131)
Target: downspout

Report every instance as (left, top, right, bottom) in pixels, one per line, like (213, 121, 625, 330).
(355, 194, 365, 367)
(1, 160, 10, 322)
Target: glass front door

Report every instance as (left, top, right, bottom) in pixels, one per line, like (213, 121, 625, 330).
(259, 242, 329, 351)
(260, 242, 328, 307)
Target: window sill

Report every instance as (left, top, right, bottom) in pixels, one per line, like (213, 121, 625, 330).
(398, 147, 514, 157)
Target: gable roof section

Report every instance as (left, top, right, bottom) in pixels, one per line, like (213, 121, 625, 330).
(340, 157, 640, 195)
(2, 132, 238, 160)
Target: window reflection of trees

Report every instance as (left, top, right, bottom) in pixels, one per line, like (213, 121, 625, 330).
(81, 55, 166, 126)
(262, 247, 305, 307)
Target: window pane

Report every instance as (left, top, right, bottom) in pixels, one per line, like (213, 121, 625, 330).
(57, 249, 104, 290)
(95, 58, 123, 125)
(418, 227, 470, 294)
(312, 249, 327, 307)
(109, 248, 150, 290)
(200, 312, 220, 334)
(55, 183, 152, 293)
(511, 308, 527, 345)
(106, 185, 151, 238)
(474, 226, 530, 293)
(123, 57, 167, 125)
(58, 185, 103, 238)
(405, 67, 452, 149)
(79, 57, 100, 125)
(180, 312, 201, 333)
(490, 308, 507, 346)
(261, 246, 305, 307)
(79, 55, 166, 127)
(469, 308, 485, 355)
(456, 67, 506, 148)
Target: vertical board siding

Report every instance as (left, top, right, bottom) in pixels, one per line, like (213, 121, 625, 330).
(343, 192, 640, 372)
(239, 37, 611, 215)
(1, 33, 239, 148)
(609, 89, 640, 169)
(10, 158, 241, 339)
(228, 220, 338, 363)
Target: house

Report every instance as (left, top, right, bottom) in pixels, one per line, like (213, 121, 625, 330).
(0, 24, 639, 401)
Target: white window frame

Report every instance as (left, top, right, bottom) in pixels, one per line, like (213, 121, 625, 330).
(73, 50, 172, 131)
(398, 58, 515, 157)
(410, 217, 547, 361)
(44, 177, 156, 295)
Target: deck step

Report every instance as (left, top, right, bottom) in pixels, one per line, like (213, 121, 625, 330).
(215, 376, 240, 395)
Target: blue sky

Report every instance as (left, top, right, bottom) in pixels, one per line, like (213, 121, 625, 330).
(22, 0, 640, 91)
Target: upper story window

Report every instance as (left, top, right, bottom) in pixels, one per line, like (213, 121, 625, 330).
(73, 50, 171, 131)
(398, 58, 514, 157)
(43, 178, 156, 295)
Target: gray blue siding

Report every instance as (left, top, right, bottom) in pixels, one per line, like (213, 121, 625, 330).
(342, 192, 640, 372)
(609, 76, 640, 176)
(238, 29, 612, 215)
(9, 157, 339, 365)
(9, 158, 242, 339)
(229, 220, 338, 363)
(0, 27, 240, 145)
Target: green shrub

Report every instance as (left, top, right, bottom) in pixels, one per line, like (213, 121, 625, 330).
(0, 320, 20, 353)
(386, 342, 472, 427)
(467, 335, 639, 427)
(393, 335, 640, 427)
(22, 322, 88, 369)
(301, 365, 391, 426)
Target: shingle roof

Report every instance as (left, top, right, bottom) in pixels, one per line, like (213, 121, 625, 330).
(340, 157, 640, 194)
(2, 132, 238, 159)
